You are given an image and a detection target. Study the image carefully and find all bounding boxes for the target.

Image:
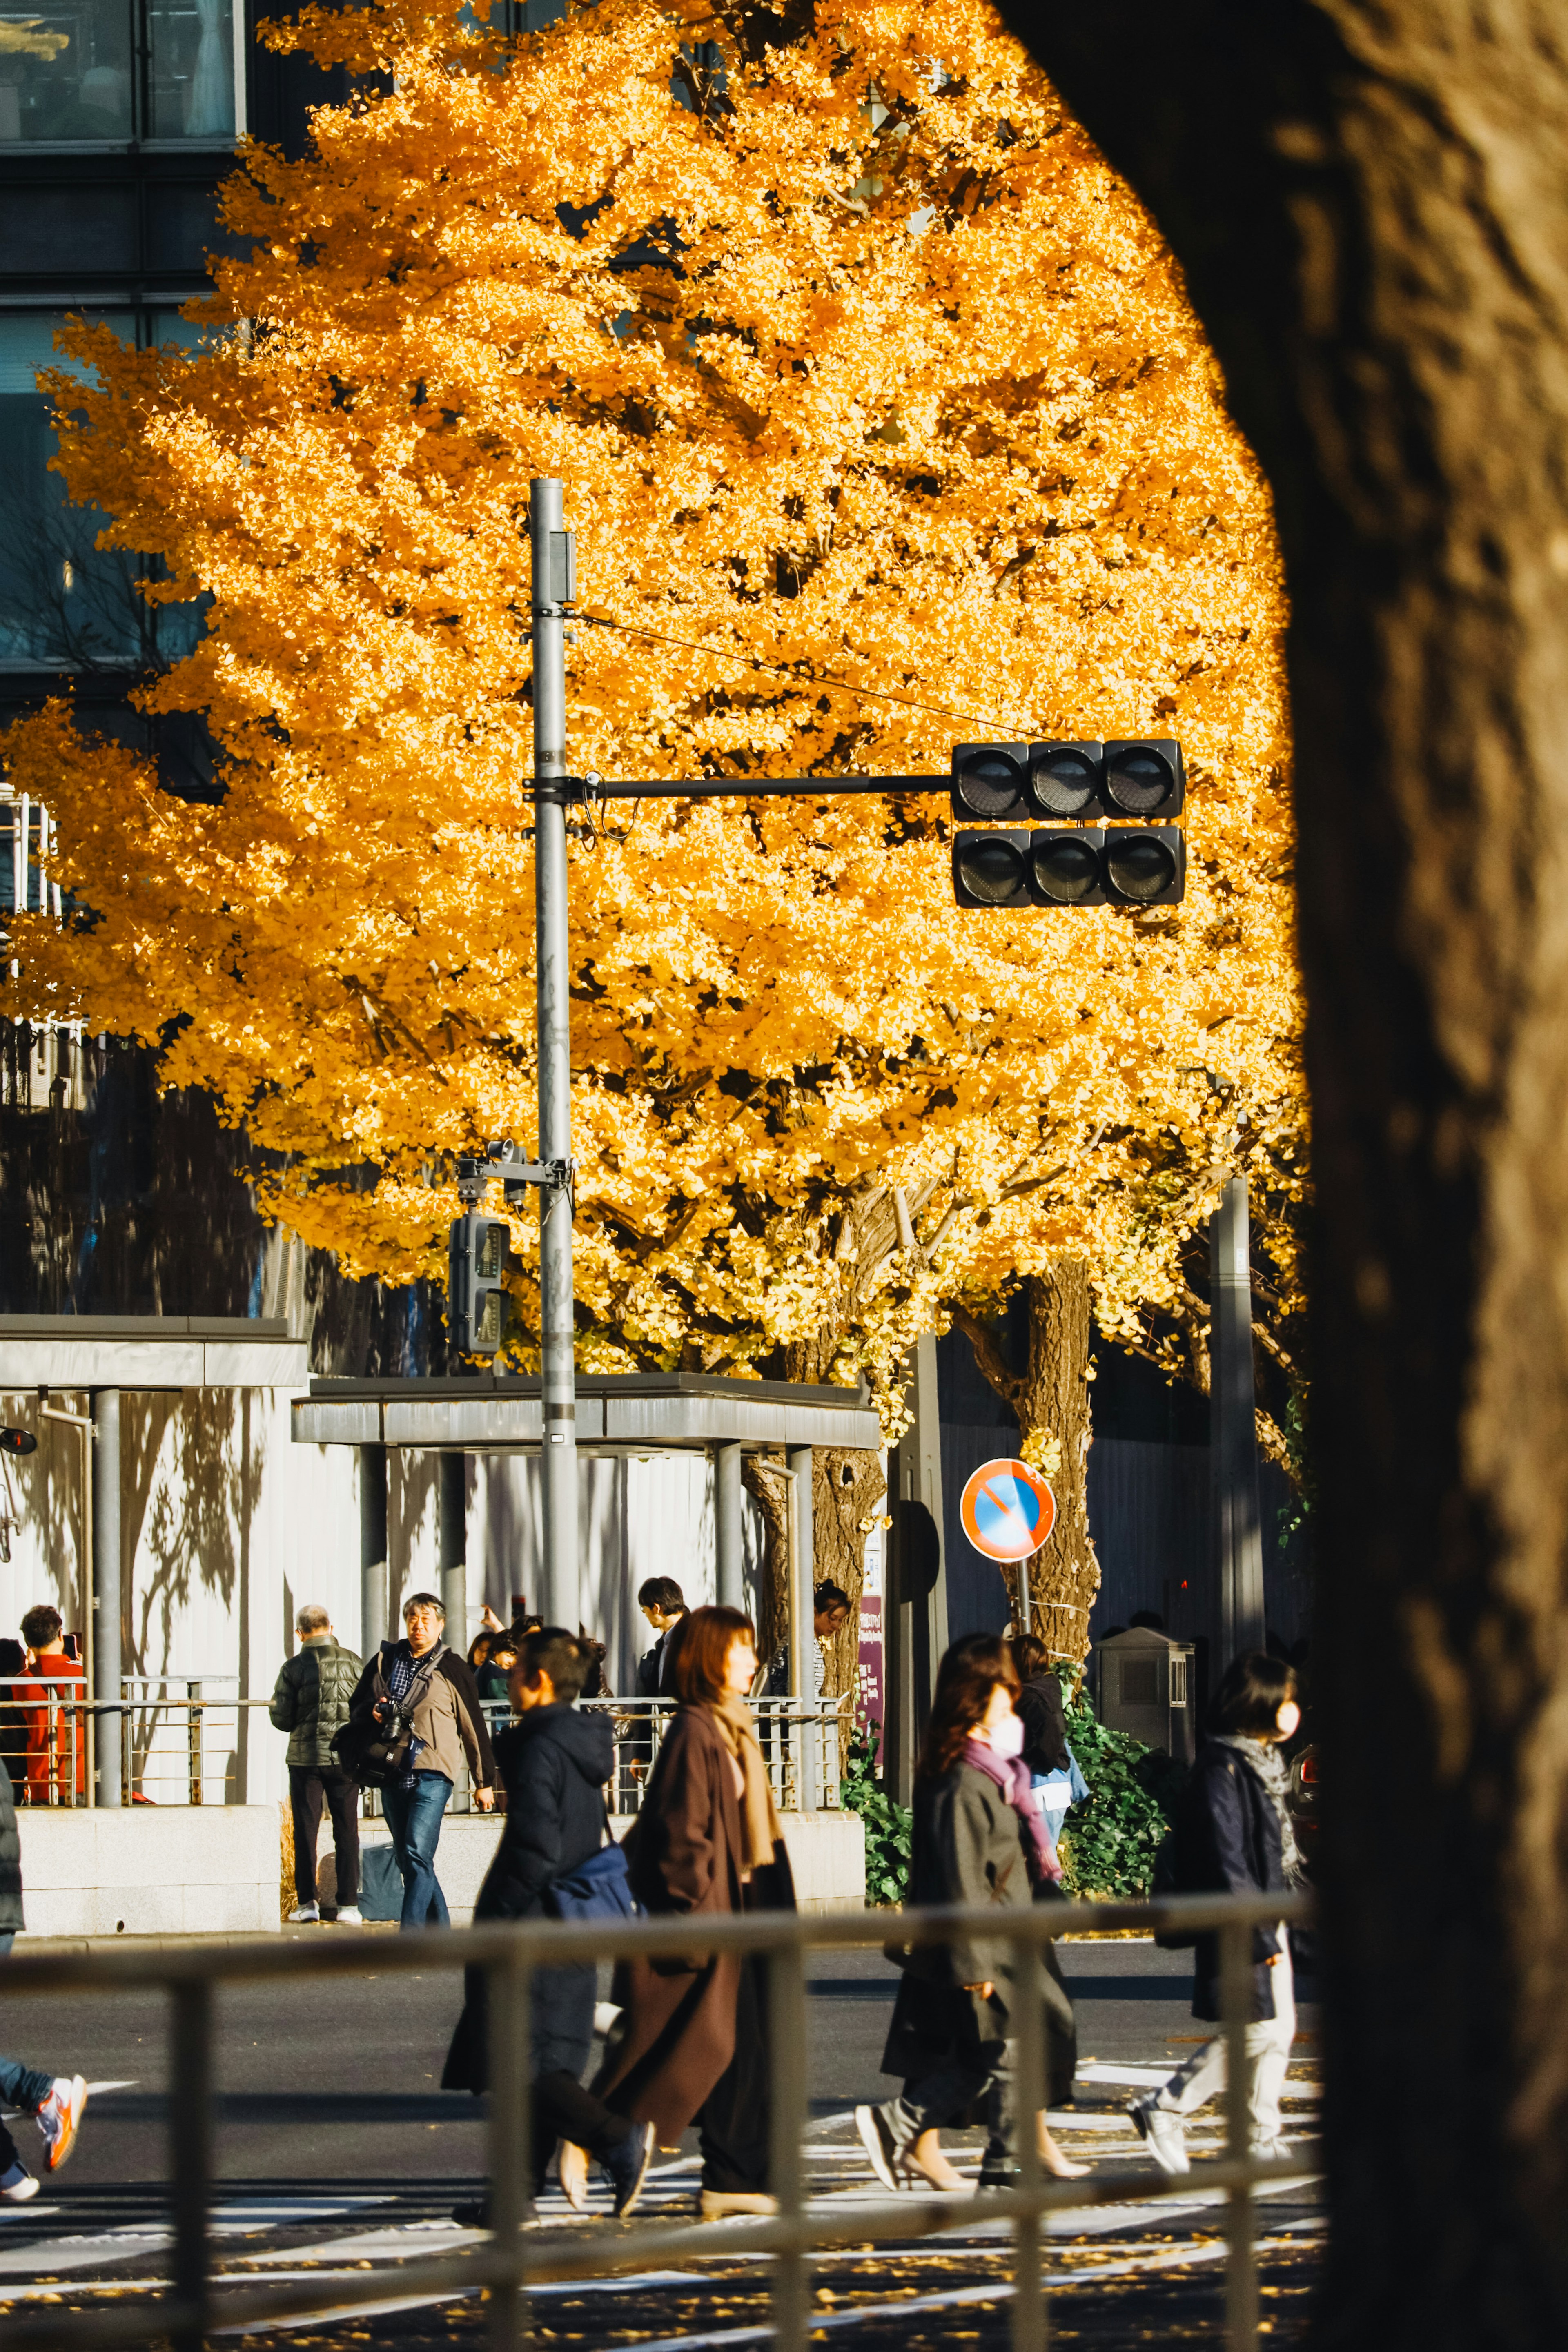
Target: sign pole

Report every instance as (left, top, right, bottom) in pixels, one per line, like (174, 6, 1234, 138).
(530, 477, 579, 1630)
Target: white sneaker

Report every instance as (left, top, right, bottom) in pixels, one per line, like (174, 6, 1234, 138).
(334, 1907, 363, 1925)
(36, 2075, 87, 2174)
(287, 1904, 321, 1923)
(0, 2161, 39, 2203)
(1130, 2095, 1189, 2176)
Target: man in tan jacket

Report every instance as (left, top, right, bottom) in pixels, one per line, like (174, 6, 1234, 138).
(346, 1593, 496, 1931)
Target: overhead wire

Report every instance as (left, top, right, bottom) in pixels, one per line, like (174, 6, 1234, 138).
(574, 609, 1039, 735)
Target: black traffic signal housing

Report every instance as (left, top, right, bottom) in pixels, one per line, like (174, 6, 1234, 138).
(951, 739, 1184, 826)
(953, 825, 1185, 909)
(448, 1213, 510, 1356)
(950, 736, 1185, 910)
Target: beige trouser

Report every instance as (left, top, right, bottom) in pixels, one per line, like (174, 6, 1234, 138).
(1156, 1944, 1295, 2143)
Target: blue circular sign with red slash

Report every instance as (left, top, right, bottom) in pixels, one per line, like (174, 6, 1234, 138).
(959, 1457, 1057, 1561)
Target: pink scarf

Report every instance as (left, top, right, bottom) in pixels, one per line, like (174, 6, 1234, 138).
(962, 1735, 1062, 1885)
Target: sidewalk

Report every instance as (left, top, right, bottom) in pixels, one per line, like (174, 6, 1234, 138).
(13, 1922, 402, 1956)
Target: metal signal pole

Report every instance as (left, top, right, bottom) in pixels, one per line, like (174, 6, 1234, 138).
(1211, 1174, 1265, 1667)
(530, 478, 579, 1629)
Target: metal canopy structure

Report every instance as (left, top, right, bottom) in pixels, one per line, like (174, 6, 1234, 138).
(294, 1370, 882, 1679)
(292, 1370, 880, 1455)
(0, 1315, 309, 1392)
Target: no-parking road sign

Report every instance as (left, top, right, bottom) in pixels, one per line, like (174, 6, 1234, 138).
(959, 1457, 1056, 1561)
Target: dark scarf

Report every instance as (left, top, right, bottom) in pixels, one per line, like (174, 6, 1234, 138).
(962, 1735, 1061, 1884)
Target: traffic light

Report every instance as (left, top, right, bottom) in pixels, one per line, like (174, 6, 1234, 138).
(953, 825, 1185, 908)
(0, 1427, 36, 1456)
(951, 739, 1184, 825)
(448, 1213, 509, 1356)
(950, 737, 1186, 909)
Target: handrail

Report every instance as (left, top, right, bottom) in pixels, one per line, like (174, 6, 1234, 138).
(2, 1890, 1313, 2352)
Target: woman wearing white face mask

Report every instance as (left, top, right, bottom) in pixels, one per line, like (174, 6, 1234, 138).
(857, 1634, 1081, 2194)
(1131, 1652, 1305, 2173)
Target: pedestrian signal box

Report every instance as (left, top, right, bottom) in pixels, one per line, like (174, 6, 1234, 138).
(448, 1214, 509, 1356)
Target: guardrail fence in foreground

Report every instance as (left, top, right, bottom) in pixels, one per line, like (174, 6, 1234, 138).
(4, 1890, 1313, 2352)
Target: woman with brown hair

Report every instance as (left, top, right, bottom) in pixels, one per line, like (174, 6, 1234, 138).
(597, 1604, 796, 2220)
(856, 1632, 1085, 2193)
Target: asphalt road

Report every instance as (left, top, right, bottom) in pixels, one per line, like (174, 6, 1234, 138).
(2, 1933, 1319, 2185)
(0, 1935, 1323, 2348)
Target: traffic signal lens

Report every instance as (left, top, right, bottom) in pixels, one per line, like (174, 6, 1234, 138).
(1030, 746, 1100, 819)
(955, 748, 1027, 818)
(1104, 744, 1176, 816)
(1104, 831, 1178, 901)
(476, 1223, 506, 1281)
(474, 1290, 504, 1350)
(955, 835, 1027, 904)
(1032, 834, 1102, 903)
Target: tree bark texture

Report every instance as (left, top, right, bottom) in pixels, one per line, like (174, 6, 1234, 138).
(955, 1263, 1100, 1664)
(999, 2, 1568, 2339)
(742, 1443, 883, 1766)
(741, 1449, 790, 1670)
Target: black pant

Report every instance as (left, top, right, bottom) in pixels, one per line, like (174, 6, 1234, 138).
(697, 1950, 770, 2194)
(533, 2070, 633, 2195)
(289, 1764, 360, 1908)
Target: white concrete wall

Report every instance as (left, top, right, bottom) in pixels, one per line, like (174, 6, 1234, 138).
(332, 1807, 866, 1925)
(14, 1805, 280, 1938)
(0, 1388, 770, 1815)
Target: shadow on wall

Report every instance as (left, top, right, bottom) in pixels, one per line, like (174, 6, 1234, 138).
(0, 1396, 87, 1633)
(125, 1389, 259, 1677)
(390, 1450, 441, 1619)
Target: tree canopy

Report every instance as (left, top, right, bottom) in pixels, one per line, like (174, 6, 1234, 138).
(0, 0, 1303, 1441)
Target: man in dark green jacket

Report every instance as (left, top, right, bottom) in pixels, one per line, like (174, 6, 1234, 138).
(270, 1607, 363, 1923)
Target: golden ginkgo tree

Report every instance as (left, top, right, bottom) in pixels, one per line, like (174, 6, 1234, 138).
(0, 0, 1304, 1650)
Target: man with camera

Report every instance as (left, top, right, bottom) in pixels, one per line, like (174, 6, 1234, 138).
(344, 1593, 495, 1931)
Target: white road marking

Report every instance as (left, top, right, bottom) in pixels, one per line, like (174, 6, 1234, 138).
(602, 2230, 1318, 2352)
(212, 2288, 471, 2334)
(212, 2197, 392, 2234)
(242, 2225, 485, 2266)
(0, 2231, 171, 2277)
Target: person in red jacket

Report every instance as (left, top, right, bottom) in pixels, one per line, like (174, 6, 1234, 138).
(15, 1606, 85, 1804)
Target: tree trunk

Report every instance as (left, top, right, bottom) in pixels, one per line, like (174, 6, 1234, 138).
(741, 1449, 790, 1670)
(813, 1446, 885, 1766)
(1000, 2, 1568, 2338)
(955, 1263, 1101, 1664)
(741, 1440, 883, 1759)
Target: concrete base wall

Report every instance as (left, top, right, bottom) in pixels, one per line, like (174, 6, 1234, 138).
(328, 1808, 868, 1925)
(14, 1799, 867, 1940)
(15, 1807, 281, 1939)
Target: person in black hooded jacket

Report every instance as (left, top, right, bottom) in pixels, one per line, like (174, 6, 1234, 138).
(1129, 1651, 1303, 2175)
(443, 1628, 653, 2218)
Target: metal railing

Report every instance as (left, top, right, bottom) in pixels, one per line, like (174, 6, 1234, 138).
(481, 1695, 853, 1815)
(3, 1889, 1312, 2352)
(0, 1673, 86, 1805)
(4, 1687, 853, 1816)
(1, 1679, 259, 1809)
(120, 1677, 242, 1807)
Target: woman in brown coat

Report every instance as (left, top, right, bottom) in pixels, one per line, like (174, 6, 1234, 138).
(597, 1604, 796, 2220)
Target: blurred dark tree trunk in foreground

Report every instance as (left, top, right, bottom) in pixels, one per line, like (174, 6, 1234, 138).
(998, 1, 1568, 2342)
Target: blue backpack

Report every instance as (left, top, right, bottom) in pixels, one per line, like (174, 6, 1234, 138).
(543, 1841, 637, 1924)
